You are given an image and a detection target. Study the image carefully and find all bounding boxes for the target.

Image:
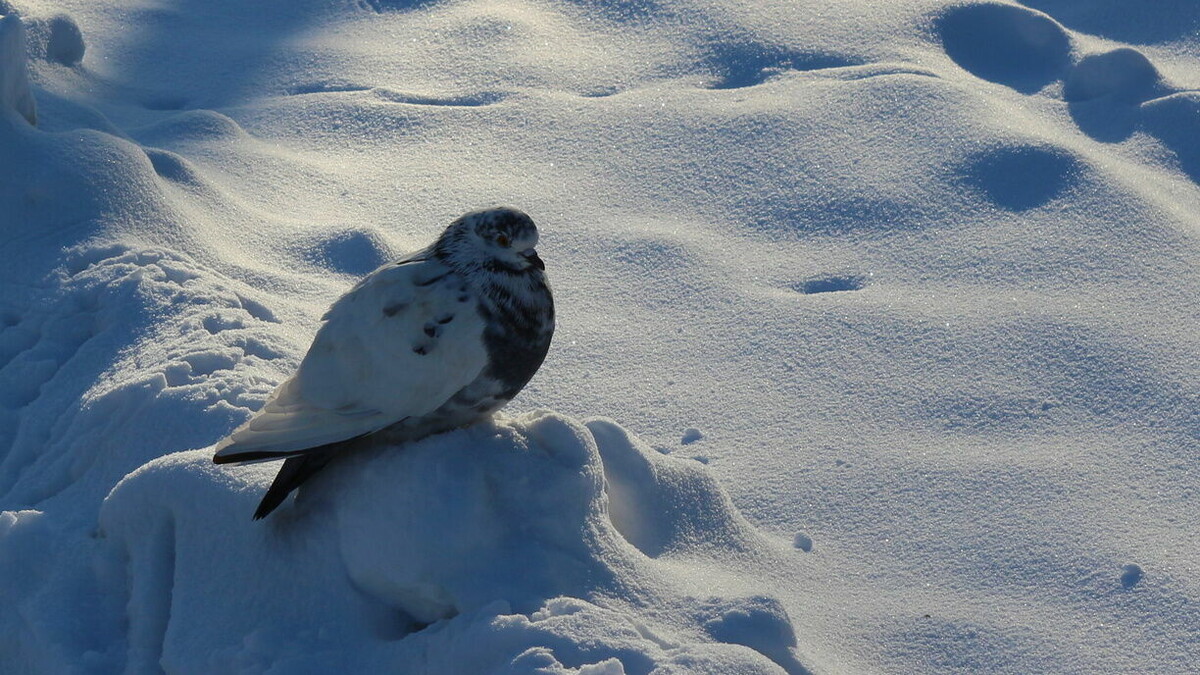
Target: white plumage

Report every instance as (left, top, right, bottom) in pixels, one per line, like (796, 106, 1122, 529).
(213, 259, 490, 460)
(214, 207, 554, 518)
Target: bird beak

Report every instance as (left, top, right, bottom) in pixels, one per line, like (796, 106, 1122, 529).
(522, 249, 545, 271)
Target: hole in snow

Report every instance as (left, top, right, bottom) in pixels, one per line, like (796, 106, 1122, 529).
(303, 230, 390, 278)
(704, 42, 859, 89)
(792, 532, 813, 553)
(960, 144, 1079, 211)
(936, 2, 1071, 94)
(46, 14, 85, 66)
(1121, 563, 1144, 589)
(796, 275, 866, 294)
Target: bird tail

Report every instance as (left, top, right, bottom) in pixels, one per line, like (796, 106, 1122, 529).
(253, 451, 336, 520)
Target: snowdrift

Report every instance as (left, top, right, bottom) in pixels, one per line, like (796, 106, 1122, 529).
(97, 413, 804, 673)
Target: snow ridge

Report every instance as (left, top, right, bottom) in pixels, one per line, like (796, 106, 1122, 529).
(0, 13, 36, 125)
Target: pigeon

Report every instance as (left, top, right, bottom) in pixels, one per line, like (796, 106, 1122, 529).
(213, 207, 554, 519)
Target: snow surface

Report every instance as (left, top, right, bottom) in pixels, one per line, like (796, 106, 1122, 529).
(1, 0, 1199, 673)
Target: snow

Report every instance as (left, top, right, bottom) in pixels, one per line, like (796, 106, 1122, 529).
(0, 13, 36, 125)
(1, 0, 1198, 673)
(94, 414, 797, 673)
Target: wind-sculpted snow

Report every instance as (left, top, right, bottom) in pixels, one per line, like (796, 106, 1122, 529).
(0, 14, 36, 125)
(98, 413, 805, 673)
(0, 245, 288, 510)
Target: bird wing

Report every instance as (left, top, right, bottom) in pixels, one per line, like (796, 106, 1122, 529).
(213, 258, 489, 462)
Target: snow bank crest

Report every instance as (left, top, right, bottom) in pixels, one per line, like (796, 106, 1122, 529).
(0, 14, 36, 126)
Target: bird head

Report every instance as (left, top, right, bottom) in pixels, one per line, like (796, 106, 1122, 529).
(440, 207, 544, 273)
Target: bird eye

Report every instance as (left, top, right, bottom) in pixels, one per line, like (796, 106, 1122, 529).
(496, 234, 510, 248)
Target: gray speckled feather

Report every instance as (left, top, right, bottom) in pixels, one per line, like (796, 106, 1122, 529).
(213, 207, 554, 519)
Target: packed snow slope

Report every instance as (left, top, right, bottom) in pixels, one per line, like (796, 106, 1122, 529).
(2, 0, 1199, 673)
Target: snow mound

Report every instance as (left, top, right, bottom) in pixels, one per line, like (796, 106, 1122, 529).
(97, 412, 807, 673)
(1063, 48, 1162, 104)
(1141, 92, 1200, 181)
(0, 13, 36, 125)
